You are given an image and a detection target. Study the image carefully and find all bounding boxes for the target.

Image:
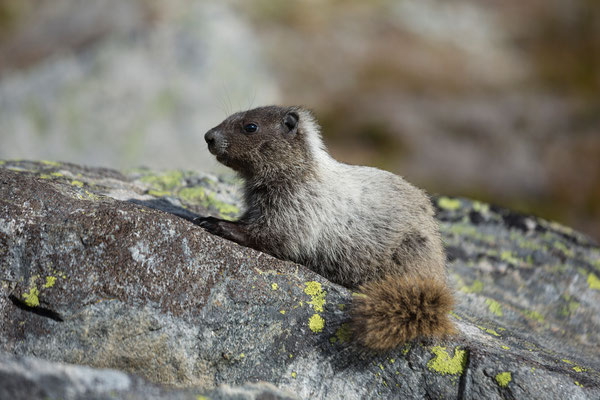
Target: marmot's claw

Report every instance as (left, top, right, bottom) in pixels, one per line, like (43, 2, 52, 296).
(193, 216, 221, 234)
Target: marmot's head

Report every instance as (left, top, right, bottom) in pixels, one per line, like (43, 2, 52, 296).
(205, 106, 324, 179)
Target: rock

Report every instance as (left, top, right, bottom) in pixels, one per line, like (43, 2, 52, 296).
(1, 160, 599, 399)
(0, 352, 298, 400)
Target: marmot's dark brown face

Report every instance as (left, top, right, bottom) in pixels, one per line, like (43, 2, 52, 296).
(204, 106, 310, 177)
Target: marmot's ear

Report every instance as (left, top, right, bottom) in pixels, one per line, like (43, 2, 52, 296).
(283, 111, 299, 136)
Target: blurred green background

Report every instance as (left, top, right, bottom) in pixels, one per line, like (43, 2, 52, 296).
(0, 0, 598, 241)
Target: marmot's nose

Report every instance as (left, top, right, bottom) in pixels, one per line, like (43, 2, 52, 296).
(204, 130, 216, 146)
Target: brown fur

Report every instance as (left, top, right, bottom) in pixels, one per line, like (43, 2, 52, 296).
(352, 275, 456, 350)
(199, 105, 456, 350)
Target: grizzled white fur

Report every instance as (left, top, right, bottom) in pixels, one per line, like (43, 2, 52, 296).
(237, 108, 445, 288)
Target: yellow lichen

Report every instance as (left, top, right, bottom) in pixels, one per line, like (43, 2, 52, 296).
(304, 281, 326, 312)
(279, 310, 286, 315)
(523, 309, 544, 322)
(438, 197, 461, 211)
(495, 371, 512, 388)
(485, 299, 503, 317)
(291, 371, 297, 379)
(449, 311, 463, 320)
(476, 326, 501, 337)
(501, 345, 510, 350)
(427, 346, 467, 376)
(308, 313, 325, 333)
(41, 160, 60, 166)
(23, 287, 40, 307)
(500, 250, 521, 265)
(588, 272, 600, 290)
(461, 280, 483, 294)
(44, 276, 56, 288)
(148, 189, 172, 197)
(271, 283, 278, 291)
(70, 180, 84, 188)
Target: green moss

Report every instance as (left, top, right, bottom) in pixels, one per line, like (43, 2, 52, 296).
(485, 299, 503, 317)
(461, 280, 483, 293)
(23, 287, 39, 307)
(523, 309, 545, 323)
(304, 281, 326, 312)
(44, 276, 56, 288)
(588, 272, 600, 290)
(308, 313, 325, 333)
(427, 346, 467, 376)
(495, 371, 512, 388)
(438, 197, 461, 211)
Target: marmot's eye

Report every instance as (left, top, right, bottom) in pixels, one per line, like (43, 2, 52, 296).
(244, 123, 258, 133)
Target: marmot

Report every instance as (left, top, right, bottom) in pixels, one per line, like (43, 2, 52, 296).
(196, 105, 455, 350)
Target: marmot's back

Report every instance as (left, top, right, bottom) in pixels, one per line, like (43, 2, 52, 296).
(198, 105, 455, 349)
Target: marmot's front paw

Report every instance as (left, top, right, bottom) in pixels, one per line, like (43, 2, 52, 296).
(193, 216, 222, 235)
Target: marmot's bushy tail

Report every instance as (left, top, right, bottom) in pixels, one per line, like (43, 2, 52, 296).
(352, 275, 456, 350)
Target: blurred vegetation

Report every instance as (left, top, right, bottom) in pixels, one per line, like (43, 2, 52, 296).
(0, 0, 598, 241)
(522, 0, 600, 97)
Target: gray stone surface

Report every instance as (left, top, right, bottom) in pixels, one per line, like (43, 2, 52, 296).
(1, 160, 599, 399)
(0, 352, 297, 400)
